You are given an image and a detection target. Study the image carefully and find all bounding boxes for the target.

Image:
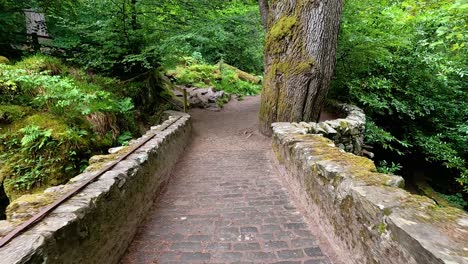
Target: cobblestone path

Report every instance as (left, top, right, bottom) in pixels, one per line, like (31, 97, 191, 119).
(121, 97, 337, 264)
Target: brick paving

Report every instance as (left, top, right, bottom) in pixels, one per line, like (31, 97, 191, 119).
(121, 97, 335, 264)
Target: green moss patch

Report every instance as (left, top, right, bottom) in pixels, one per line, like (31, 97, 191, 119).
(5, 192, 57, 220)
(14, 55, 66, 75)
(265, 16, 298, 55)
(269, 16, 297, 41)
(0, 105, 32, 124)
(285, 134, 404, 187)
(85, 146, 130, 172)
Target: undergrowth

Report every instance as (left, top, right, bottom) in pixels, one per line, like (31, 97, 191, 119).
(166, 57, 262, 96)
(0, 55, 140, 200)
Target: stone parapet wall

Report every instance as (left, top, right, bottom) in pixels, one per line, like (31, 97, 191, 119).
(0, 111, 191, 264)
(301, 103, 366, 155)
(272, 122, 468, 264)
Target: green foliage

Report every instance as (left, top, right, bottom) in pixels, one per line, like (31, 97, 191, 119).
(40, 0, 261, 76)
(117, 131, 133, 146)
(0, 122, 88, 192)
(167, 59, 261, 96)
(157, 2, 264, 74)
(377, 160, 402, 175)
(217, 68, 261, 96)
(0, 105, 31, 123)
(331, 0, 468, 195)
(0, 56, 138, 197)
(0, 55, 134, 116)
(438, 193, 468, 209)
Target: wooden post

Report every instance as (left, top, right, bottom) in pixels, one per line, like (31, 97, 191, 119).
(183, 88, 188, 113)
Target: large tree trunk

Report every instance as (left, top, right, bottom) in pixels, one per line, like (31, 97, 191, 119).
(259, 0, 343, 136)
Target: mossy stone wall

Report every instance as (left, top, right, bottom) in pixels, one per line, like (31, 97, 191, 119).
(272, 122, 468, 264)
(0, 111, 191, 264)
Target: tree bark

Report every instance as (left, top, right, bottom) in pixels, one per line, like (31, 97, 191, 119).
(131, 0, 138, 30)
(259, 0, 343, 136)
(258, 0, 269, 28)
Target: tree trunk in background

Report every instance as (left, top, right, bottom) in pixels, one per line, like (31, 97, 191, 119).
(259, 0, 343, 136)
(258, 0, 269, 28)
(131, 0, 138, 30)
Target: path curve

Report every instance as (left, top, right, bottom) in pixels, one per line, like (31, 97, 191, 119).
(121, 96, 340, 264)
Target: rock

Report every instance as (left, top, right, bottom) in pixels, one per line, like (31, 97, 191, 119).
(319, 122, 338, 134)
(385, 175, 405, 188)
(0, 220, 15, 237)
(108, 146, 125, 154)
(174, 87, 227, 110)
(301, 103, 367, 156)
(6, 193, 56, 221)
(89, 155, 112, 164)
(362, 150, 375, 159)
(299, 122, 312, 130)
(308, 122, 326, 134)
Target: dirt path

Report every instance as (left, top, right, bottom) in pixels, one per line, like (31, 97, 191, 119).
(121, 96, 340, 264)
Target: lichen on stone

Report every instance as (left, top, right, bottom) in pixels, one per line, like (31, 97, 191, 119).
(6, 192, 57, 221)
(85, 146, 130, 172)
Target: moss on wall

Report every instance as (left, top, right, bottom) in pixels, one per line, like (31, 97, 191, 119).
(273, 123, 468, 263)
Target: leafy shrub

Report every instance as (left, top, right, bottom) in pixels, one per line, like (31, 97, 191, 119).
(0, 57, 134, 116)
(377, 160, 402, 175)
(217, 69, 261, 96)
(331, 0, 468, 197)
(0, 121, 90, 195)
(117, 131, 133, 146)
(438, 193, 468, 209)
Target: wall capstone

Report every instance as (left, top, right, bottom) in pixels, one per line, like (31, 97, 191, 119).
(272, 122, 468, 264)
(0, 111, 191, 264)
(300, 103, 366, 155)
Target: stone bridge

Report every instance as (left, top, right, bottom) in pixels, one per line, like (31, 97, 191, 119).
(0, 97, 466, 264)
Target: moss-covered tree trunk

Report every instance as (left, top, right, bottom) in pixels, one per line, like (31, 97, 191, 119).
(259, 0, 343, 136)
